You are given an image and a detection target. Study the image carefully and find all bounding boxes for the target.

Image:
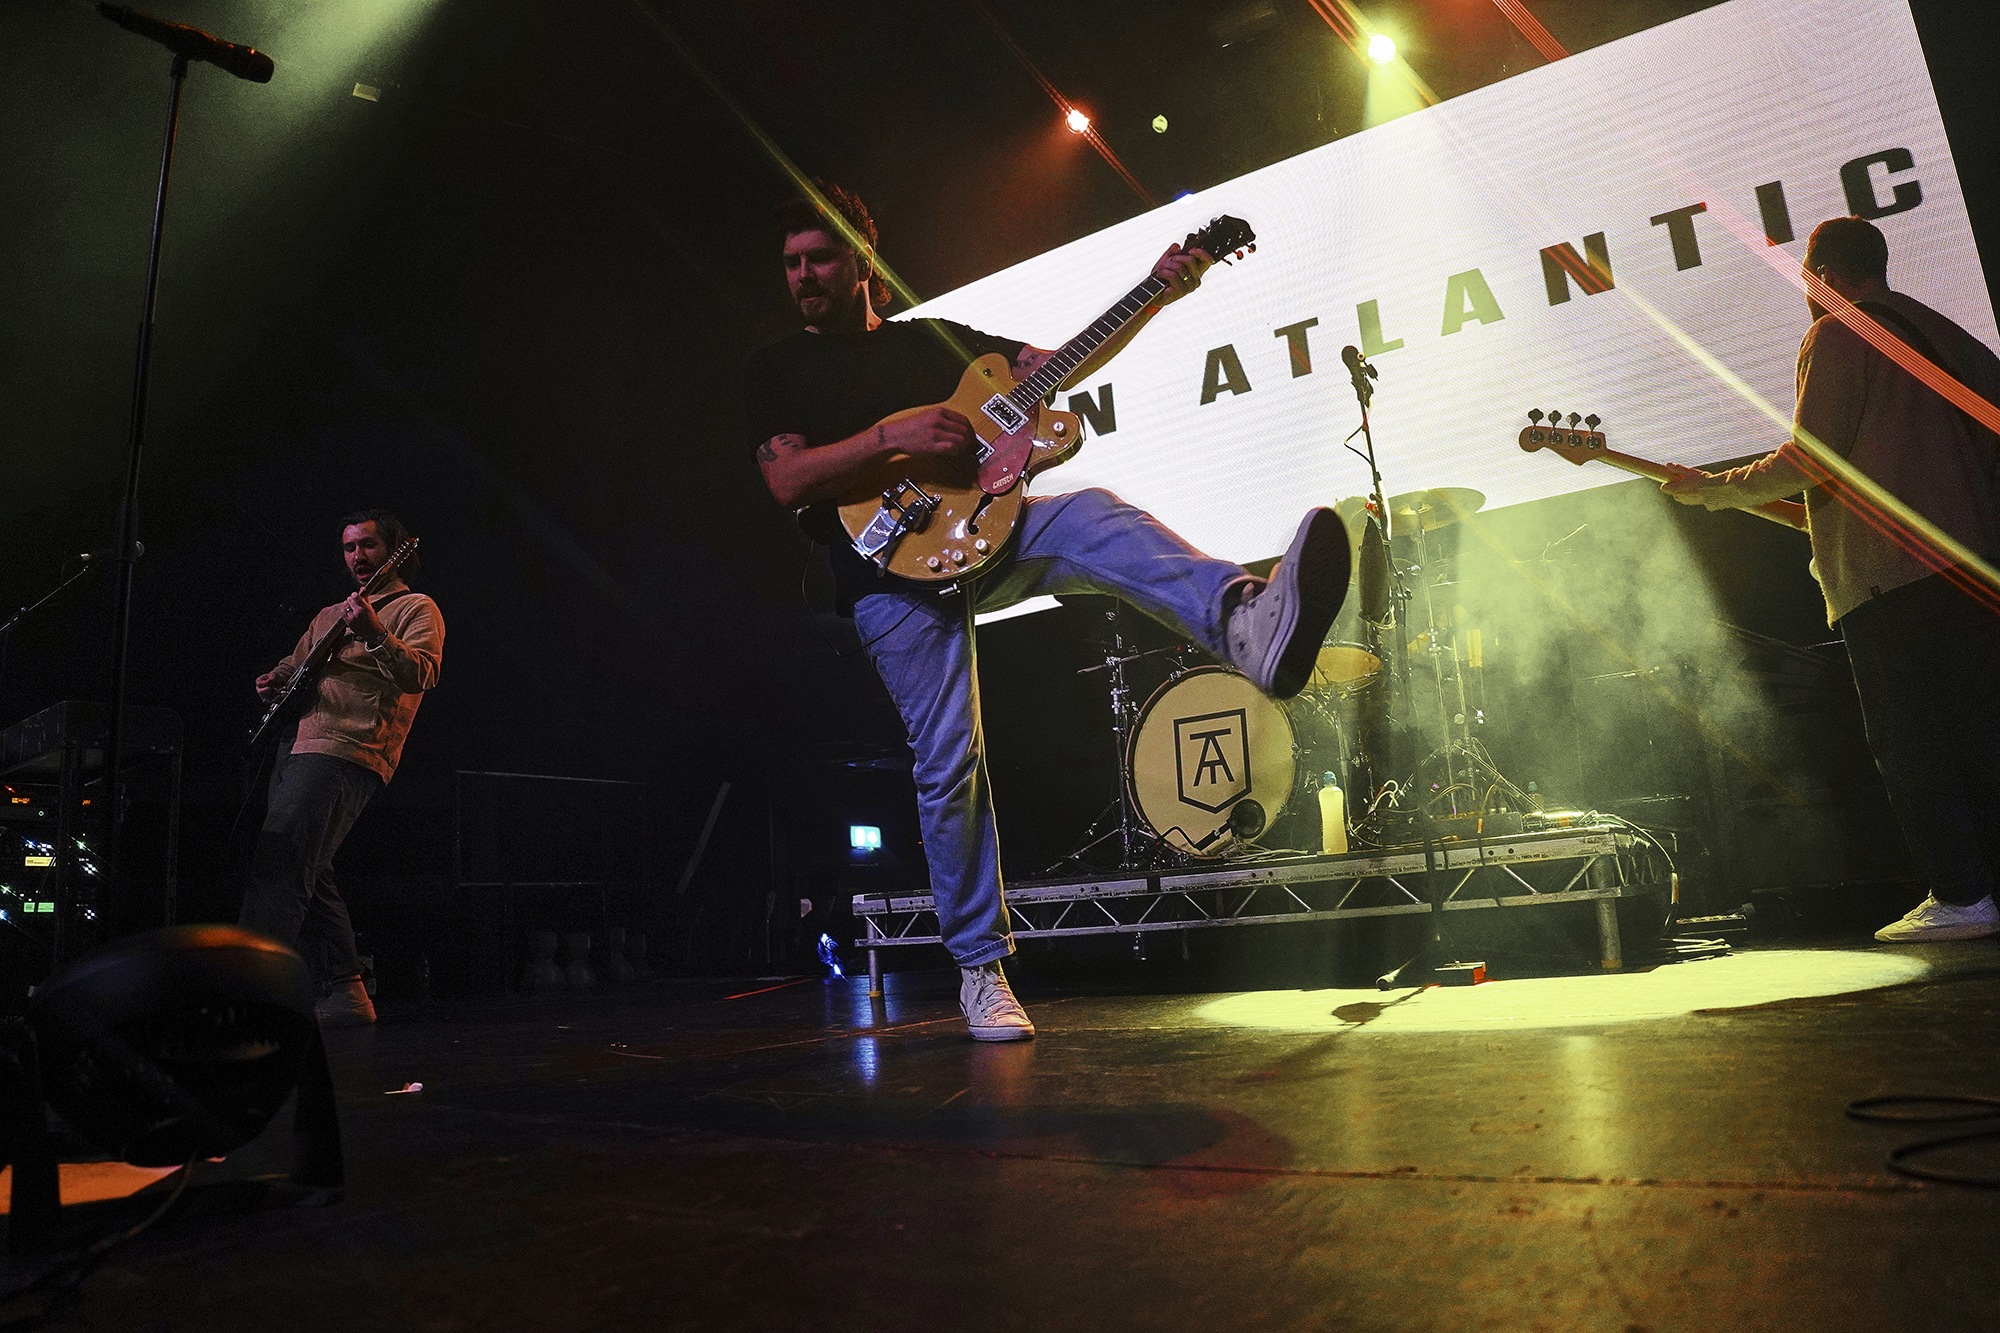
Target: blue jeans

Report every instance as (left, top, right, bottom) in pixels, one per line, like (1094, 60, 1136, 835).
(853, 488, 1250, 965)
(240, 750, 382, 981)
(1839, 573, 2000, 907)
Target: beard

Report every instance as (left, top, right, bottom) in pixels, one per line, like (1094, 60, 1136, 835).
(796, 284, 859, 326)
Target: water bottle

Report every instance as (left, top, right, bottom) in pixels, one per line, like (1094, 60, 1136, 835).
(1318, 773, 1348, 855)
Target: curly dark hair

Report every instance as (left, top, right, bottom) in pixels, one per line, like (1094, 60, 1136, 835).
(340, 508, 421, 582)
(1805, 216, 1889, 283)
(775, 177, 891, 310)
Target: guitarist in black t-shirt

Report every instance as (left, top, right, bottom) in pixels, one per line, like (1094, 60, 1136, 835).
(744, 181, 1349, 1040)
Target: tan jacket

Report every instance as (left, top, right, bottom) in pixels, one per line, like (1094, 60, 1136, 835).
(270, 585, 445, 781)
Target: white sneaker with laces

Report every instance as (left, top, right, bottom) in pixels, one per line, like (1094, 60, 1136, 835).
(1873, 894, 2000, 943)
(959, 962, 1035, 1041)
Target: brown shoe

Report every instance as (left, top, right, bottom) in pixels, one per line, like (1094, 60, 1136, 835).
(316, 975, 377, 1027)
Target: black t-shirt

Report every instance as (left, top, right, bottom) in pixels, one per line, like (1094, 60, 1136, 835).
(742, 318, 1025, 609)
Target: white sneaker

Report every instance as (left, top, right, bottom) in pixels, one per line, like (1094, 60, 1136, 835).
(1225, 508, 1351, 699)
(1874, 894, 2000, 943)
(959, 962, 1035, 1042)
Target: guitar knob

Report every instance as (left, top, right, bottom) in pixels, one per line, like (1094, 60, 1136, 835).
(973, 538, 990, 553)
(950, 549, 967, 565)
(926, 556, 943, 572)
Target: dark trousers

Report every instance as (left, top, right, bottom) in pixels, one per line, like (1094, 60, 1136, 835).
(240, 750, 382, 981)
(1839, 573, 2000, 907)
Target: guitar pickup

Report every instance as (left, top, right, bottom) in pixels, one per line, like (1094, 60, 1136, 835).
(854, 482, 940, 566)
(980, 394, 1029, 436)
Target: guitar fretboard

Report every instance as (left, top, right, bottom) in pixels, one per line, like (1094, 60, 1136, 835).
(1007, 273, 1170, 408)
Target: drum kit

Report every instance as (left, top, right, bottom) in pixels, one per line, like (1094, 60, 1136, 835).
(1057, 482, 1529, 871)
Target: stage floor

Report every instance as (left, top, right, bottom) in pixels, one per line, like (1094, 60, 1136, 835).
(8, 940, 2000, 1331)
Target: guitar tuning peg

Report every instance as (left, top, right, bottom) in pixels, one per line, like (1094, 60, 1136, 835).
(1566, 412, 1581, 428)
(1528, 409, 1544, 424)
(1548, 410, 1562, 427)
(1584, 414, 1601, 431)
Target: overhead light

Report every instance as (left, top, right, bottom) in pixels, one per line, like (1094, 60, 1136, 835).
(1152, 114, 1169, 133)
(1367, 33, 1396, 64)
(1065, 108, 1090, 134)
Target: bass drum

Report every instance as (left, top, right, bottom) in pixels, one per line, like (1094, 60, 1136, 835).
(1127, 666, 1297, 858)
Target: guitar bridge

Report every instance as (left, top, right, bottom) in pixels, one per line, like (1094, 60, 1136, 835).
(854, 482, 941, 567)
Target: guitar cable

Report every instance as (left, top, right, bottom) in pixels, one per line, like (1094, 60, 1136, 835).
(795, 538, 925, 659)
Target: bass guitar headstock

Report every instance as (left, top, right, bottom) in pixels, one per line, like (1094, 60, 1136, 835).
(1518, 409, 1606, 466)
(1185, 215, 1256, 264)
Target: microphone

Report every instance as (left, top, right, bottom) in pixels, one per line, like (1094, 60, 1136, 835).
(98, 5, 276, 83)
(1341, 344, 1377, 407)
(78, 542, 145, 565)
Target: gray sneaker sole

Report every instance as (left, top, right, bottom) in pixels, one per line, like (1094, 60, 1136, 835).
(968, 1024, 1035, 1041)
(1874, 921, 2000, 943)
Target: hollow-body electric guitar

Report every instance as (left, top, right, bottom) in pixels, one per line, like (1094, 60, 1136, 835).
(247, 538, 420, 746)
(1517, 410, 1807, 531)
(837, 215, 1257, 583)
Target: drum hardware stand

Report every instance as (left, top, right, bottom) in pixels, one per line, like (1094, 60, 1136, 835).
(1040, 606, 1187, 874)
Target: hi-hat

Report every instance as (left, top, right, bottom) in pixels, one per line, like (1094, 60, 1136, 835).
(1384, 487, 1485, 532)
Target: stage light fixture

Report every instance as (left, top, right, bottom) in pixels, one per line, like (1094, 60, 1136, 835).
(1065, 108, 1090, 134)
(1152, 114, 1169, 133)
(2, 925, 344, 1253)
(1368, 33, 1396, 63)
(849, 825, 882, 851)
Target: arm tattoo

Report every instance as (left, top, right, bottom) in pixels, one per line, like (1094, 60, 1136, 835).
(756, 434, 805, 465)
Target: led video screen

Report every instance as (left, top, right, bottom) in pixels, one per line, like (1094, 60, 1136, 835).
(905, 0, 1995, 570)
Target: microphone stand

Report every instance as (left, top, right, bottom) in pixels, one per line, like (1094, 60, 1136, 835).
(1339, 350, 1410, 829)
(1338, 352, 1461, 989)
(97, 52, 191, 947)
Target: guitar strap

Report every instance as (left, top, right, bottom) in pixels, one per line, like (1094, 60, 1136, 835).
(1855, 300, 1996, 450)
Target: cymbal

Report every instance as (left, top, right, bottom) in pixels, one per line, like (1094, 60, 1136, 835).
(1308, 643, 1381, 694)
(1384, 487, 1485, 531)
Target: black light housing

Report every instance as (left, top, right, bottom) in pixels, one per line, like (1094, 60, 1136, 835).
(2, 925, 344, 1252)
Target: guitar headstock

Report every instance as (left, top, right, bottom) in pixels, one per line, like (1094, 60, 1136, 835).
(362, 538, 420, 593)
(1185, 215, 1256, 264)
(1518, 410, 1606, 466)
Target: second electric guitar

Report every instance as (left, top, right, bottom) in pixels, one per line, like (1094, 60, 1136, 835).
(838, 215, 1257, 583)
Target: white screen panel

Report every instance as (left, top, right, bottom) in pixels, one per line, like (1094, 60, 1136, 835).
(907, 0, 1995, 566)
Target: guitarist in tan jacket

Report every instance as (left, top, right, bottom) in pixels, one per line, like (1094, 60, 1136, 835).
(242, 510, 445, 1025)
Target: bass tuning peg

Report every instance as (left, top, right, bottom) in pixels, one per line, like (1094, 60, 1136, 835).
(1584, 414, 1601, 431)
(1528, 409, 1544, 424)
(1566, 412, 1581, 428)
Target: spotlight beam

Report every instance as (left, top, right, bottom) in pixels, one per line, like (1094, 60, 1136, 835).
(1490, 0, 1570, 63)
